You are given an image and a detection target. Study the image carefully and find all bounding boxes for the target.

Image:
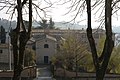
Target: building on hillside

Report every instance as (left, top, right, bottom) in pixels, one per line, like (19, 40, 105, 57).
(0, 43, 13, 70)
(32, 28, 108, 48)
(0, 28, 115, 66)
(31, 29, 110, 64)
(0, 37, 36, 70)
(34, 34, 57, 64)
(0, 43, 11, 63)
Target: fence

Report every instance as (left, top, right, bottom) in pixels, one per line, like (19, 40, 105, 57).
(54, 68, 120, 80)
(0, 66, 36, 79)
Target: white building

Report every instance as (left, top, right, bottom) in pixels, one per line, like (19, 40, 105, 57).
(0, 29, 109, 65)
(35, 34, 57, 64)
(0, 43, 12, 63)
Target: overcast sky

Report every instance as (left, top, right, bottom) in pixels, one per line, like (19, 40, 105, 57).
(0, 0, 120, 28)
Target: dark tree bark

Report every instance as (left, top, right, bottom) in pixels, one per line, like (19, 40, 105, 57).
(9, 0, 32, 80)
(10, 28, 19, 80)
(86, 0, 114, 80)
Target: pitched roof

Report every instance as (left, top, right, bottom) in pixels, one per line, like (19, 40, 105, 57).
(33, 34, 56, 42)
(27, 37, 35, 45)
(0, 43, 9, 48)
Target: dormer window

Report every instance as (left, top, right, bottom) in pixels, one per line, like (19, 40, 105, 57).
(44, 44, 49, 48)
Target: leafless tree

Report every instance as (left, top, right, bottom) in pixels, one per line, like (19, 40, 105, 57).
(58, 0, 120, 80)
(9, 0, 32, 79)
(86, 0, 114, 80)
(0, 0, 53, 80)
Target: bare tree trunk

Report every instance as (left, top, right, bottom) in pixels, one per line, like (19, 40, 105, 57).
(75, 55, 78, 79)
(96, 0, 113, 80)
(10, 29, 19, 80)
(11, 0, 22, 79)
(86, 0, 114, 80)
(86, 0, 99, 72)
(9, 0, 32, 80)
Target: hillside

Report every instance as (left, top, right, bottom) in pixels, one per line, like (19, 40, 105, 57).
(54, 21, 87, 29)
(0, 18, 16, 31)
(112, 26, 120, 33)
(0, 19, 120, 33)
(32, 20, 87, 30)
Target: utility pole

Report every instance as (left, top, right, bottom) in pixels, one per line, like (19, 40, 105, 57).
(8, 33, 12, 70)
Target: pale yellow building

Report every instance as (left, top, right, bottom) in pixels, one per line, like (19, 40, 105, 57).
(35, 34, 57, 64)
(0, 43, 12, 63)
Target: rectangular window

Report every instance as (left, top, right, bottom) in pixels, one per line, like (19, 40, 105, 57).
(44, 56, 49, 64)
(0, 50, 3, 53)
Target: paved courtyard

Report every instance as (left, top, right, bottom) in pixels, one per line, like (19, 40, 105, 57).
(34, 65, 55, 80)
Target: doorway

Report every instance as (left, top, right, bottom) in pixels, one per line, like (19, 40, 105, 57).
(44, 56, 49, 64)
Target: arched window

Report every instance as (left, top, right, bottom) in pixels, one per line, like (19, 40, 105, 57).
(44, 44, 49, 48)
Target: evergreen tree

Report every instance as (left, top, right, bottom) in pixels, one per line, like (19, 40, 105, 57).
(0, 25, 6, 43)
(49, 18, 55, 29)
(39, 19, 48, 29)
